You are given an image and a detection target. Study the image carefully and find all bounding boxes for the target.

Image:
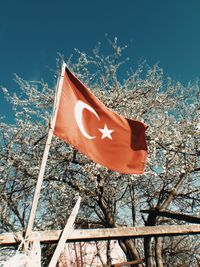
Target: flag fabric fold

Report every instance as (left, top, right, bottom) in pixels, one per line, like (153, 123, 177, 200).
(54, 66, 147, 174)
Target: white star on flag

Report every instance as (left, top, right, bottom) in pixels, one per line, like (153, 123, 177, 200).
(98, 124, 114, 140)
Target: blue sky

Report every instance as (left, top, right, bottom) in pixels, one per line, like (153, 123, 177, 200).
(1, 0, 200, 121)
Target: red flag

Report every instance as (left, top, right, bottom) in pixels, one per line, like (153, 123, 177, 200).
(54, 66, 147, 174)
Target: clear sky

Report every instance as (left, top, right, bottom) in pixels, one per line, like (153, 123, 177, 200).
(1, 0, 200, 121)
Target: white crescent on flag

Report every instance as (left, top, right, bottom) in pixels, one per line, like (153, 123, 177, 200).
(74, 100, 100, 139)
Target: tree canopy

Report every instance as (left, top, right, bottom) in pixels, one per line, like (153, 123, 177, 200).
(0, 38, 200, 266)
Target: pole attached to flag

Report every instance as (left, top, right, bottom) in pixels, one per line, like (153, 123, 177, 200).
(25, 62, 66, 240)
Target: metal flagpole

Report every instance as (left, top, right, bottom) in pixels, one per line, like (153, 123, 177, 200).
(25, 62, 66, 241)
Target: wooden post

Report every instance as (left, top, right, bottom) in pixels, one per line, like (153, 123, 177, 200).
(48, 197, 81, 267)
(25, 62, 66, 240)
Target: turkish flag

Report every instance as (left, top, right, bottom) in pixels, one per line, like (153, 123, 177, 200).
(54, 66, 147, 174)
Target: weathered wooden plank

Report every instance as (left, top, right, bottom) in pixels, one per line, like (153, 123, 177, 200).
(0, 224, 200, 246)
(49, 197, 81, 267)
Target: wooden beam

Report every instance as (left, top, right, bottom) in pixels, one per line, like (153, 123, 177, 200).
(49, 197, 81, 267)
(0, 224, 200, 246)
(141, 209, 200, 224)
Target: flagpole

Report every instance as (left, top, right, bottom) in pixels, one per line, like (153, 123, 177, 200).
(25, 62, 66, 241)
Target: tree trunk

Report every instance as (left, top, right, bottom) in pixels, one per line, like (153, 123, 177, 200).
(106, 240, 112, 266)
(150, 173, 187, 266)
(155, 237, 164, 267)
(160, 173, 186, 210)
(118, 239, 143, 267)
(144, 237, 154, 267)
(96, 181, 142, 266)
(143, 211, 157, 267)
